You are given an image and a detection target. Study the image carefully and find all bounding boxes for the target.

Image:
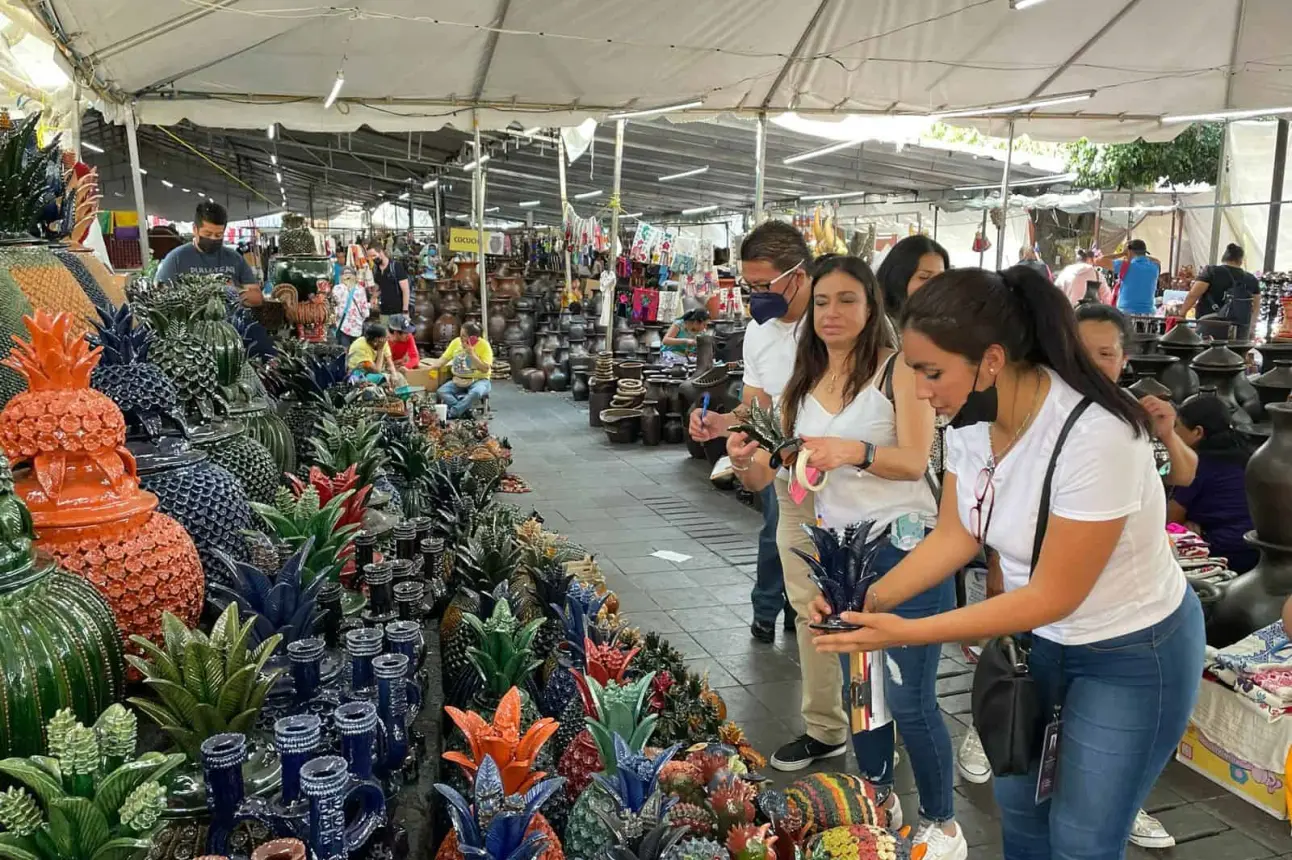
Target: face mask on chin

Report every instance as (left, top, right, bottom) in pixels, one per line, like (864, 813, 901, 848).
(196, 237, 223, 254)
(948, 361, 999, 429)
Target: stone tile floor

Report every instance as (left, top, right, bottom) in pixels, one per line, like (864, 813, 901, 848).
(486, 382, 1292, 859)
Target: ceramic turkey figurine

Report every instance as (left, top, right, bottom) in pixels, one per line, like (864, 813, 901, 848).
(0, 310, 204, 653)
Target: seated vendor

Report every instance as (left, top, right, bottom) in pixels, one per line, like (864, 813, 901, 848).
(659, 308, 710, 366)
(386, 314, 422, 370)
(1170, 395, 1258, 573)
(429, 322, 493, 419)
(346, 322, 404, 387)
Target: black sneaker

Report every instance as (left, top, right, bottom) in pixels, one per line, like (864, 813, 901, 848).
(770, 734, 848, 772)
(750, 620, 776, 644)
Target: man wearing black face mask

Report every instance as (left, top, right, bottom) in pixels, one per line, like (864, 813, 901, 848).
(155, 201, 264, 306)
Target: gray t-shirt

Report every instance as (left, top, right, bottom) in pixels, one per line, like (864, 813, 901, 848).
(156, 243, 258, 287)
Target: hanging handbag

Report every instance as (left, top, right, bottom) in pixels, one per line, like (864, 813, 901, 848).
(969, 397, 1091, 777)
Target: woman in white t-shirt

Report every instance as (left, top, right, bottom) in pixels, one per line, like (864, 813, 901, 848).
(811, 266, 1205, 860)
(728, 256, 964, 859)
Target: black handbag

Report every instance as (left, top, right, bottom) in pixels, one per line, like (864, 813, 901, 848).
(970, 398, 1092, 777)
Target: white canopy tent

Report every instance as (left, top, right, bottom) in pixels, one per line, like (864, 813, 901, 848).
(25, 0, 1292, 144)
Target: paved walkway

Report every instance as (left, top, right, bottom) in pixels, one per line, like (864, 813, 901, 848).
(486, 381, 1292, 860)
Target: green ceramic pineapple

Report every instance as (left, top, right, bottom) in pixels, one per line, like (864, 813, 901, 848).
(147, 312, 225, 423)
(662, 839, 731, 860)
(566, 737, 678, 860)
(558, 673, 658, 800)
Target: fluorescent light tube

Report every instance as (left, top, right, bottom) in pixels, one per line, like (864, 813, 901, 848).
(783, 139, 863, 166)
(422, 179, 438, 190)
(608, 99, 704, 120)
(574, 190, 602, 200)
(682, 204, 718, 215)
(485, 207, 499, 213)
(1011, 0, 1050, 8)
(519, 200, 541, 207)
(181, 188, 190, 193)
(398, 192, 410, 200)
(461, 155, 492, 171)
(138, 168, 147, 175)
(800, 190, 871, 202)
(953, 172, 1076, 191)
(621, 212, 643, 219)
(270, 154, 278, 165)
(1162, 105, 1292, 123)
(267, 124, 275, 139)
(931, 91, 1095, 120)
(323, 72, 344, 110)
(658, 166, 709, 182)
(81, 141, 104, 153)
(275, 171, 282, 183)
(161, 179, 174, 188)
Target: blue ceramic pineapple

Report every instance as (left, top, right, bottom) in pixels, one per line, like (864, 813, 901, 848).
(791, 520, 888, 632)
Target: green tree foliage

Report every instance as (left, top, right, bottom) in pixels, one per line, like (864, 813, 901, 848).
(1064, 123, 1223, 190)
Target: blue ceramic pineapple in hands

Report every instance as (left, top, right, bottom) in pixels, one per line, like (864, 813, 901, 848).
(791, 519, 888, 632)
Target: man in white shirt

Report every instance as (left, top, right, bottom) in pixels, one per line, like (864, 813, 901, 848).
(690, 221, 850, 771)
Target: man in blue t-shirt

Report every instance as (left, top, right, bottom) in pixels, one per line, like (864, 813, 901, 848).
(155, 201, 264, 306)
(1114, 239, 1161, 315)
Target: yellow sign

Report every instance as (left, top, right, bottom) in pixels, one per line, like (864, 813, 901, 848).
(450, 227, 484, 253)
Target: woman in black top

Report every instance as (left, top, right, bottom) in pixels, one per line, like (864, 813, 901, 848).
(1180, 243, 1261, 340)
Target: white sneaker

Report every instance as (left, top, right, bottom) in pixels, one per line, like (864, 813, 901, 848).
(913, 821, 968, 860)
(1129, 809, 1175, 849)
(957, 731, 992, 785)
(882, 793, 903, 830)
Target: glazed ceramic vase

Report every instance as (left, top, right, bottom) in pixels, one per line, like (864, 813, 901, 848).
(0, 312, 204, 651)
(0, 445, 125, 756)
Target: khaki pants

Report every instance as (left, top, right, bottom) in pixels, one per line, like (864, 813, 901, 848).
(776, 478, 849, 746)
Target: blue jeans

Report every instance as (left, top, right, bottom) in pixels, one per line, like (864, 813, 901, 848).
(994, 590, 1205, 860)
(845, 538, 957, 822)
(438, 378, 491, 418)
(750, 482, 787, 625)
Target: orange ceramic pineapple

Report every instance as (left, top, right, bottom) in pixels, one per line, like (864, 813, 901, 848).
(438, 687, 565, 860)
(0, 311, 203, 651)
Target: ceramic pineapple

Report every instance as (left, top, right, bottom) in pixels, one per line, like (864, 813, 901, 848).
(565, 736, 679, 860)
(435, 756, 566, 860)
(558, 672, 658, 800)
(728, 402, 796, 467)
(0, 311, 203, 652)
(792, 520, 888, 632)
(90, 303, 187, 441)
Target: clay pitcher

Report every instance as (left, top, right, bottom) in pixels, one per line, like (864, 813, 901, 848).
(1246, 402, 1292, 547)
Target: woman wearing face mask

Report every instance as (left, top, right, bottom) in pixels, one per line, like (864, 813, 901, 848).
(332, 266, 370, 349)
(811, 266, 1205, 860)
(727, 256, 963, 860)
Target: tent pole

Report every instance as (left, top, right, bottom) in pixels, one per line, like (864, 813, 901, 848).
(432, 180, 443, 245)
(978, 205, 988, 267)
(69, 82, 82, 159)
(558, 135, 573, 298)
(308, 186, 315, 223)
(407, 194, 414, 234)
(124, 103, 151, 271)
(932, 206, 938, 241)
(1264, 118, 1289, 273)
(1209, 122, 1230, 262)
(754, 111, 768, 222)
(609, 119, 625, 278)
(473, 113, 489, 330)
(995, 120, 1015, 270)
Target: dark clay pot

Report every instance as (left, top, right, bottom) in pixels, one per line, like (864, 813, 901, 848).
(548, 366, 570, 392)
(641, 407, 662, 446)
(571, 370, 590, 401)
(588, 390, 613, 427)
(1126, 354, 1181, 400)
(684, 406, 707, 459)
(488, 307, 508, 343)
(663, 412, 685, 444)
(522, 368, 547, 392)
(1253, 361, 1292, 416)
(1191, 345, 1252, 426)
(601, 408, 643, 444)
(1246, 402, 1292, 546)
(412, 286, 437, 348)
(1208, 531, 1292, 648)
(1256, 341, 1292, 372)
(1128, 373, 1172, 401)
(538, 347, 557, 377)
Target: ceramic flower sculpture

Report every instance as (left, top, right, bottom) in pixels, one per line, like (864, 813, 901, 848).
(0, 311, 203, 651)
(791, 520, 888, 632)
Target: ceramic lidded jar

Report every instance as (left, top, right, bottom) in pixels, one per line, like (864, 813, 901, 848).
(1157, 323, 1205, 401)
(0, 311, 204, 653)
(1253, 361, 1292, 416)
(1189, 343, 1252, 426)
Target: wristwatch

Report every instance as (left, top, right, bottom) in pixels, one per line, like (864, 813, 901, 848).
(856, 441, 876, 471)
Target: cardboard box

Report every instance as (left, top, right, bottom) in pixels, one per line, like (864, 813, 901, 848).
(1176, 723, 1288, 819)
(405, 365, 445, 390)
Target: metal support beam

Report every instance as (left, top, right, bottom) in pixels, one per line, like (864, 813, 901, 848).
(1210, 123, 1230, 262)
(978, 206, 988, 268)
(124, 104, 151, 270)
(1265, 118, 1289, 273)
(408, 194, 415, 234)
(471, 0, 513, 101)
(609, 120, 625, 268)
(761, 0, 833, 109)
(557, 135, 572, 296)
(995, 121, 1015, 270)
(1026, 0, 1142, 98)
(753, 111, 767, 222)
(308, 186, 314, 222)
(473, 114, 488, 329)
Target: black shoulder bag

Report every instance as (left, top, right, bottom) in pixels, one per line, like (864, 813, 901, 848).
(970, 397, 1092, 777)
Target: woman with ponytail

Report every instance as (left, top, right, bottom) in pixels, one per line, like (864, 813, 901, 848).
(810, 266, 1205, 860)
